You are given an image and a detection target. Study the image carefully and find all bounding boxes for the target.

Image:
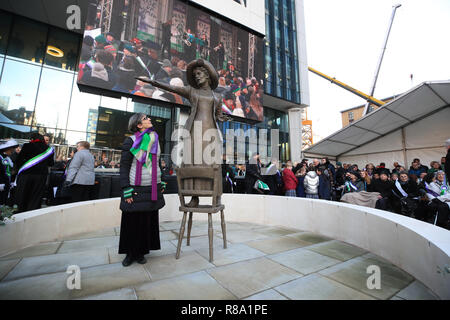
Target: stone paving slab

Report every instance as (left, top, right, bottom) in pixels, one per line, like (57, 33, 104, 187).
(0, 242, 61, 260)
(0, 259, 20, 281)
(172, 226, 221, 238)
(267, 248, 341, 275)
(170, 235, 230, 251)
(207, 257, 302, 299)
(0, 270, 70, 299)
(3, 249, 109, 282)
(62, 228, 116, 241)
(196, 243, 266, 267)
(254, 226, 301, 237)
(108, 240, 177, 264)
(286, 232, 331, 244)
(77, 288, 137, 300)
(69, 263, 150, 299)
(395, 280, 439, 300)
(57, 236, 119, 254)
(318, 254, 414, 300)
(135, 271, 236, 300)
(159, 230, 178, 241)
(245, 236, 312, 255)
(244, 289, 288, 300)
(274, 273, 375, 300)
(306, 240, 367, 261)
(144, 251, 214, 282)
(216, 229, 270, 244)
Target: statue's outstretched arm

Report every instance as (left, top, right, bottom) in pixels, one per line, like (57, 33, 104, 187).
(135, 77, 190, 99)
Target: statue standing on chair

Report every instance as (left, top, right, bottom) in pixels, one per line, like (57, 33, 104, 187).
(137, 59, 228, 207)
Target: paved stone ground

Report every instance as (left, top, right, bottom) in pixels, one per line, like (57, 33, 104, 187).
(0, 220, 439, 300)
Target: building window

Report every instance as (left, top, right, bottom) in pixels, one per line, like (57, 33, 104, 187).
(7, 16, 48, 63)
(348, 111, 354, 123)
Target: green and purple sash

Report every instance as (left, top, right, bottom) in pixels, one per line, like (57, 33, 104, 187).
(16, 147, 54, 181)
(130, 128, 159, 201)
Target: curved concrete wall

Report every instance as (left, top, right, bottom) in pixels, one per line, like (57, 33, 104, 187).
(1, 194, 449, 299)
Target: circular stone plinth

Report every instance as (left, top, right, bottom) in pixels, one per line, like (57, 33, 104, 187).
(0, 220, 438, 300)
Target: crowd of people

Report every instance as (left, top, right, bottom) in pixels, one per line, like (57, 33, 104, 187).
(219, 140, 450, 230)
(0, 134, 126, 213)
(1, 132, 449, 230)
(78, 30, 264, 121)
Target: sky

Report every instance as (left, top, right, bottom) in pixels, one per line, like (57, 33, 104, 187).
(303, 0, 450, 142)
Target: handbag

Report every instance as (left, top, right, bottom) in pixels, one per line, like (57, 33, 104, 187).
(120, 184, 166, 212)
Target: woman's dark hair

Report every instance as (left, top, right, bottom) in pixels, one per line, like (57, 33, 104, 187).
(128, 113, 147, 133)
(30, 133, 44, 142)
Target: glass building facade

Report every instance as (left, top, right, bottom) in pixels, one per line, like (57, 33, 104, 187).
(264, 0, 300, 103)
(0, 6, 294, 164)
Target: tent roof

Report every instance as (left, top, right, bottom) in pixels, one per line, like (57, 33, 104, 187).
(303, 80, 450, 158)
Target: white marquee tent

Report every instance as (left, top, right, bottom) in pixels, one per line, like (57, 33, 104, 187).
(303, 80, 450, 168)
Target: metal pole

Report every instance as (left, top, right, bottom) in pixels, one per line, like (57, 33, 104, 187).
(363, 4, 402, 116)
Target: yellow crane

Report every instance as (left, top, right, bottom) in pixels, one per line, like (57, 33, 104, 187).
(308, 67, 386, 107)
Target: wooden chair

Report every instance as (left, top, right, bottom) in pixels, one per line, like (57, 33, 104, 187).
(175, 166, 227, 262)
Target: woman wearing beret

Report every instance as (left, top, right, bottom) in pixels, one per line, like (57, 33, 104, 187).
(119, 113, 165, 267)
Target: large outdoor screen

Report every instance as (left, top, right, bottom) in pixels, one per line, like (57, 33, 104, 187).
(78, 0, 264, 121)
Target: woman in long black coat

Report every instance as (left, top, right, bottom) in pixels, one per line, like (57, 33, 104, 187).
(119, 113, 165, 267)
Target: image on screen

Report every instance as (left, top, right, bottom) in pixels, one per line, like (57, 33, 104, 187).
(78, 0, 264, 121)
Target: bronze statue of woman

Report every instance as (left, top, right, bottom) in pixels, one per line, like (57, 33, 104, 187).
(137, 59, 228, 207)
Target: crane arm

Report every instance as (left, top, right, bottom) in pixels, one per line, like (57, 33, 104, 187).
(308, 67, 386, 107)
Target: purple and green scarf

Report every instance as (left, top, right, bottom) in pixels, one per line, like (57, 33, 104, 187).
(130, 128, 159, 201)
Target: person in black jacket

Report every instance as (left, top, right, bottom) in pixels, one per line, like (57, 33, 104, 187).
(15, 133, 54, 213)
(245, 153, 263, 194)
(390, 171, 420, 217)
(160, 20, 172, 60)
(118, 113, 165, 267)
(370, 169, 393, 211)
(317, 167, 331, 200)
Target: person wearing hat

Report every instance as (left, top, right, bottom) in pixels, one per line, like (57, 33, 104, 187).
(137, 59, 229, 207)
(112, 56, 136, 93)
(0, 140, 19, 205)
(15, 133, 54, 213)
(154, 59, 172, 82)
(105, 32, 119, 50)
(94, 34, 108, 49)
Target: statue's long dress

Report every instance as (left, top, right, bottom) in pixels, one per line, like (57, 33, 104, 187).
(183, 88, 222, 193)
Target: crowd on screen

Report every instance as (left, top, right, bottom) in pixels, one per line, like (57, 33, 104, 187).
(77, 31, 264, 121)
